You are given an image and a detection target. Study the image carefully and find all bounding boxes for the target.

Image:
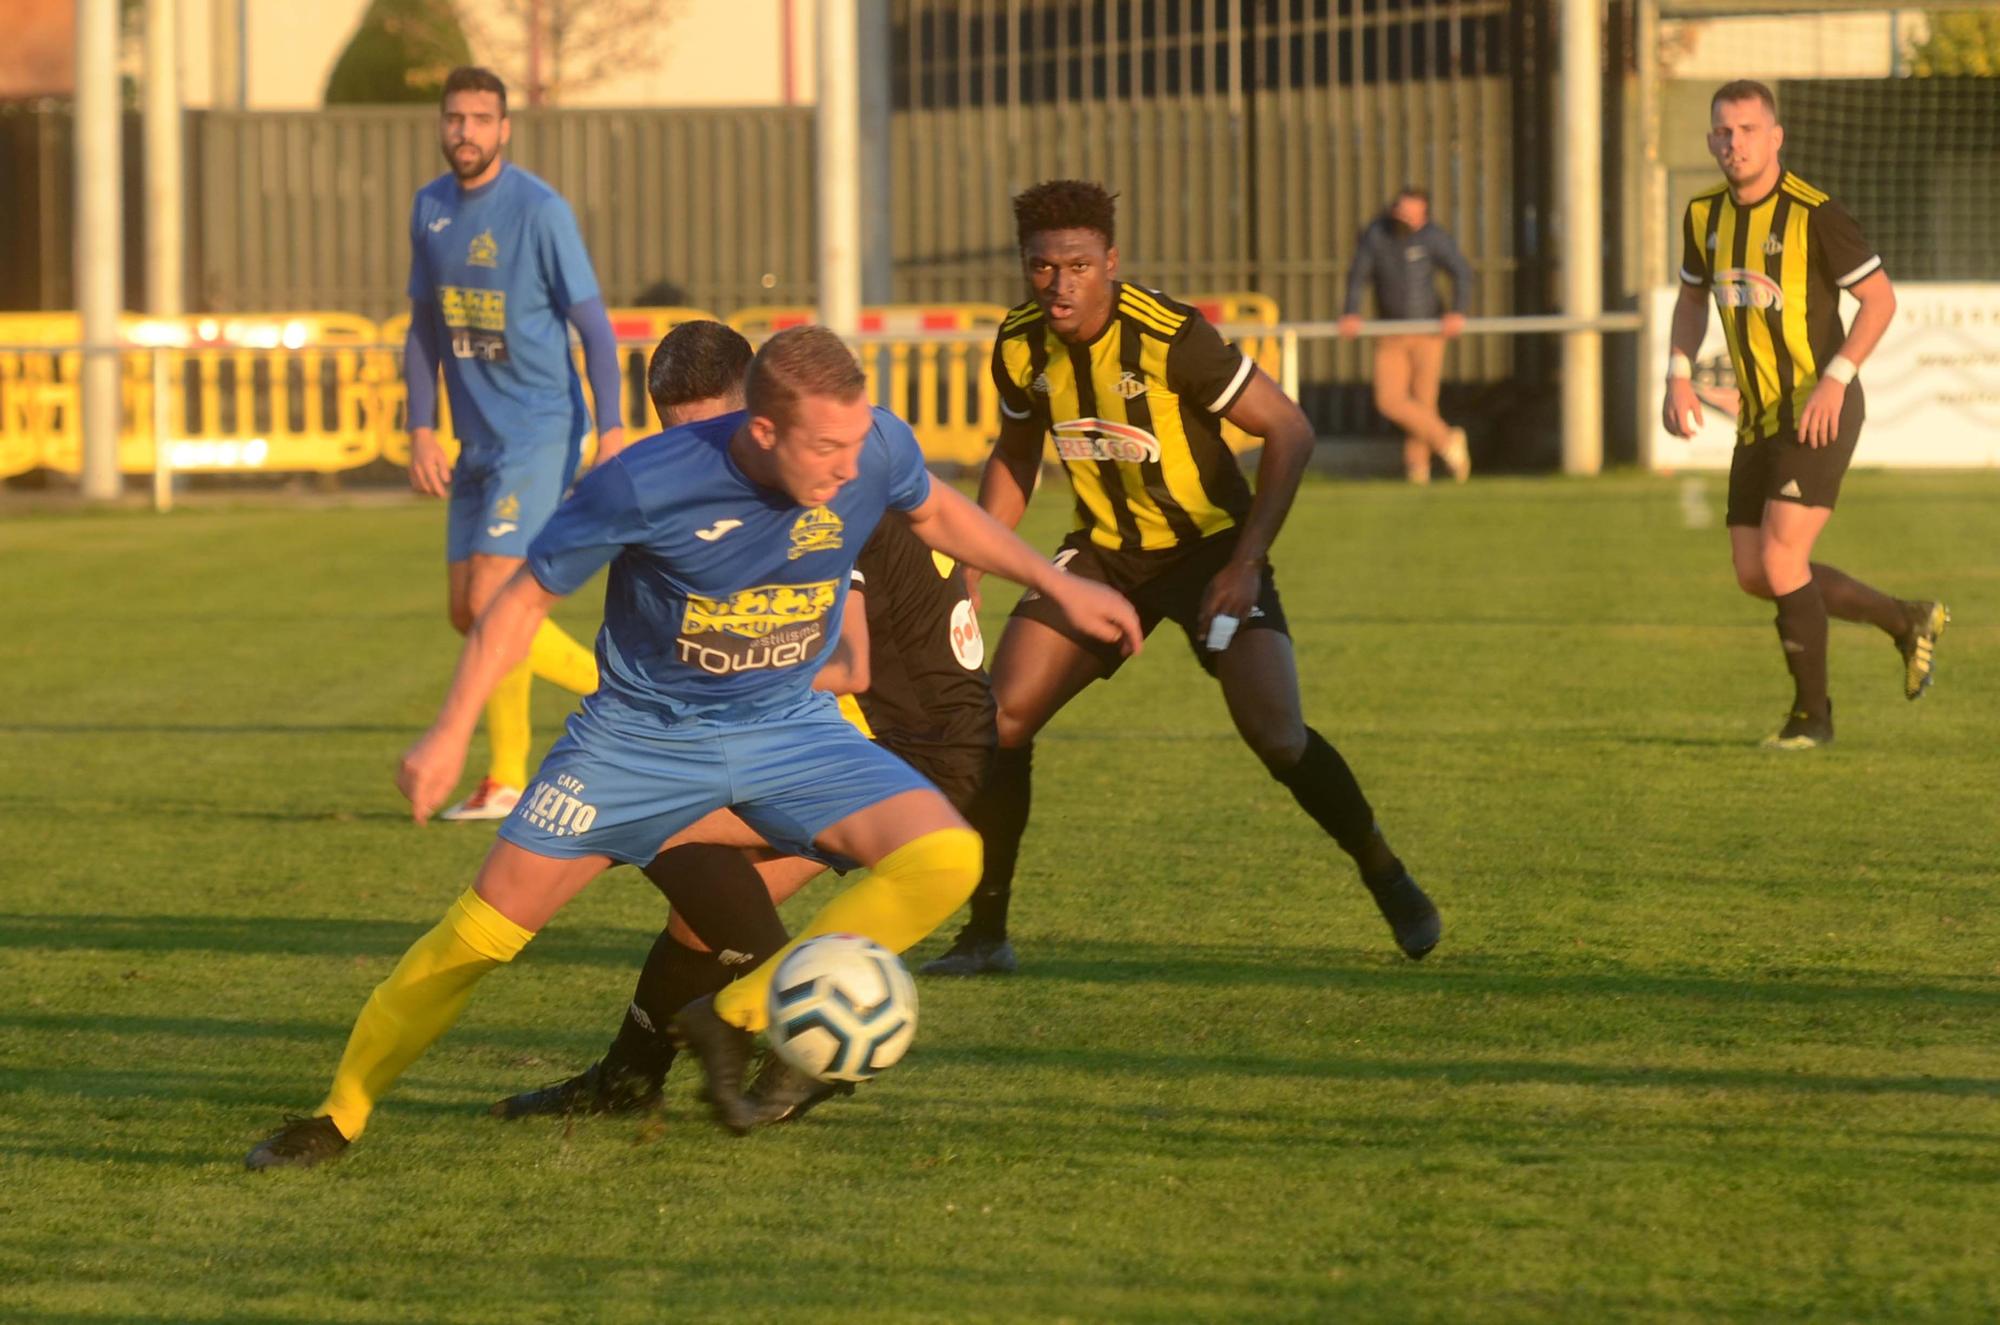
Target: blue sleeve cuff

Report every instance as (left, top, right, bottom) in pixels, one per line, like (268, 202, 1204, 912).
(567, 295, 624, 433)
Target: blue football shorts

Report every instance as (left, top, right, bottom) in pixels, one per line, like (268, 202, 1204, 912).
(495, 691, 938, 867)
(445, 439, 583, 563)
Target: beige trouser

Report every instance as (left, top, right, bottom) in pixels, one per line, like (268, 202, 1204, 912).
(1372, 335, 1453, 474)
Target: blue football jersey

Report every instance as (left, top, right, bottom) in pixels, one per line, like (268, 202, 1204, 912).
(527, 407, 934, 726)
(407, 164, 600, 460)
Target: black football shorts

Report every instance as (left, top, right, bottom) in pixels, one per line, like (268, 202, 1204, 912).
(1725, 384, 1865, 527)
(1009, 527, 1290, 676)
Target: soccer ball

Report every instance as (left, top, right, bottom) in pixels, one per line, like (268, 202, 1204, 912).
(766, 934, 918, 1084)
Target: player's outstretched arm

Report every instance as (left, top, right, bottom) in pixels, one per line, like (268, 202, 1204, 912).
(399, 567, 563, 823)
(905, 480, 1142, 655)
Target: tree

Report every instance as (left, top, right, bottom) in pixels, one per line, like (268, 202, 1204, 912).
(1908, 9, 2000, 77)
(460, 0, 683, 107)
(325, 0, 475, 105)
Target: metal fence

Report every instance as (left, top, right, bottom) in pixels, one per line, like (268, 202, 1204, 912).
(3, 0, 1584, 446)
(887, 0, 1531, 431)
(187, 107, 820, 320)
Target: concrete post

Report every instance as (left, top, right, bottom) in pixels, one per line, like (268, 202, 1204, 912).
(1560, 0, 1605, 476)
(77, 0, 126, 501)
(817, 0, 861, 335)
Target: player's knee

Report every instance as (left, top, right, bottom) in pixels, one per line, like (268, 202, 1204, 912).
(450, 888, 536, 963)
(1759, 547, 1809, 593)
(887, 826, 984, 912)
(992, 705, 1039, 750)
(449, 601, 475, 634)
(1247, 724, 1308, 773)
(1734, 563, 1772, 598)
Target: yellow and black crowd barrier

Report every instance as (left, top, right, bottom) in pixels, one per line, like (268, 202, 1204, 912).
(729, 303, 1012, 467)
(0, 296, 1277, 480)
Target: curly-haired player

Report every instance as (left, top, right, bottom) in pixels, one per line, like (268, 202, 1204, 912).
(926, 179, 1441, 977)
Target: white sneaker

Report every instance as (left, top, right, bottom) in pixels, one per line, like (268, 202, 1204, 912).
(439, 778, 523, 822)
(1444, 427, 1472, 483)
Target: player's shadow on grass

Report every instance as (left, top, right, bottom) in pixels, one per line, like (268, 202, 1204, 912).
(0, 913, 658, 967)
(1603, 733, 1769, 748)
(988, 939, 2000, 1017)
(7, 800, 421, 823)
(910, 1042, 2000, 1104)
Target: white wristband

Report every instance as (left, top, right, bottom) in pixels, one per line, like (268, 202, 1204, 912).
(1824, 355, 1858, 385)
(1668, 351, 1692, 380)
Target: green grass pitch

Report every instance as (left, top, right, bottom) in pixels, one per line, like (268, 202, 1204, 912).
(1, 471, 1995, 1322)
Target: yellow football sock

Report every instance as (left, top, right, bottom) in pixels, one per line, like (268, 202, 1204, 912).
(713, 827, 981, 1032)
(316, 889, 534, 1139)
(529, 619, 598, 696)
(483, 661, 532, 789)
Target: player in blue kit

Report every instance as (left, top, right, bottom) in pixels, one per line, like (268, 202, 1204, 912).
(404, 66, 623, 821)
(245, 328, 1141, 1166)
(489, 321, 999, 1126)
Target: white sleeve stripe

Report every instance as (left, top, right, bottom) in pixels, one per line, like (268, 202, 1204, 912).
(1680, 267, 1706, 285)
(999, 399, 1032, 420)
(1836, 255, 1882, 288)
(849, 570, 865, 585)
(1206, 354, 1256, 414)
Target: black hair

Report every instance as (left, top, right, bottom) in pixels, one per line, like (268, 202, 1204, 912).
(648, 321, 754, 417)
(1012, 179, 1118, 250)
(442, 67, 508, 116)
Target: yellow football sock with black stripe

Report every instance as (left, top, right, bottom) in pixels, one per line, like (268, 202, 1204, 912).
(713, 827, 981, 1033)
(529, 619, 598, 696)
(483, 662, 533, 789)
(316, 889, 534, 1139)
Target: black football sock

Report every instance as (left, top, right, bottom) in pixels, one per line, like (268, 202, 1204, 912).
(1811, 563, 1906, 636)
(604, 931, 735, 1080)
(1774, 581, 1831, 717)
(641, 842, 791, 959)
(602, 844, 793, 1079)
(1274, 728, 1401, 881)
(960, 743, 1031, 942)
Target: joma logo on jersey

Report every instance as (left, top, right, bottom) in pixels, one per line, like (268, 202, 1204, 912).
(788, 507, 844, 560)
(1052, 418, 1162, 464)
(468, 230, 499, 267)
(683, 580, 838, 639)
(1713, 268, 1785, 311)
(517, 780, 599, 836)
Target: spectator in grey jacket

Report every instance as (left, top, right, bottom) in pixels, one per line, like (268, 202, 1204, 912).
(1339, 187, 1474, 484)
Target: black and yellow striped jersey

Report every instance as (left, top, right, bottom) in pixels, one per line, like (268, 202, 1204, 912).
(1680, 171, 1883, 443)
(841, 517, 994, 758)
(991, 282, 1257, 552)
